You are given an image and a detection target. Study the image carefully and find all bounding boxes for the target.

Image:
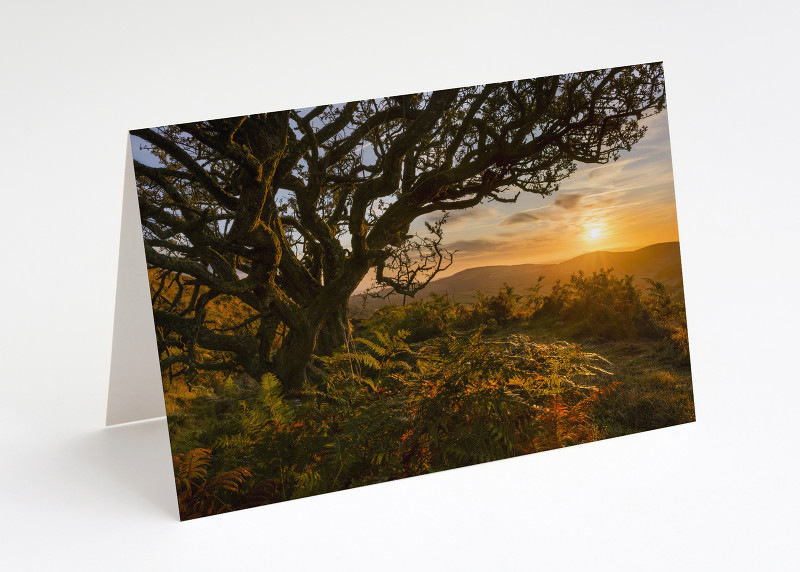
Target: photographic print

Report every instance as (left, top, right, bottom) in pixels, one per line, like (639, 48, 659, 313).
(131, 62, 694, 520)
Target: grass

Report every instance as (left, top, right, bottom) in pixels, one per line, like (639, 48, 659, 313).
(591, 340, 694, 437)
(515, 311, 694, 439)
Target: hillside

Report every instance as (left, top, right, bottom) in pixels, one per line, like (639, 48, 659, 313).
(350, 242, 684, 317)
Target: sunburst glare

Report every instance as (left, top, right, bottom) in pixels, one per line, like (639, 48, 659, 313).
(586, 223, 607, 241)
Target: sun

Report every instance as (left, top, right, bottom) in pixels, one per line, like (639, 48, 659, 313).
(585, 223, 607, 241)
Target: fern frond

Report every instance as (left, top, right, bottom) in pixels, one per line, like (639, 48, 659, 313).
(173, 448, 211, 491)
(349, 351, 380, 370)
(208, 467, 252, 493)
(352, 336, 388, 357)
(260, 373, 295, 424)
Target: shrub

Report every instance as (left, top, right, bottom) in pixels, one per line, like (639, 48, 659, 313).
(539, 269, 660, 340)
(363, 292, 463, 342)
(364, 282, 542, 339)
(169, 326, 620, 516)
(388, 331, 618, 469)
(313, 329, 617, 483)
(469, 284, 522, 325)
(643, 279, 691, 364)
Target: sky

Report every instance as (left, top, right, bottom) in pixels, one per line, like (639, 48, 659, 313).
(133, 106, 680, 288)
(409, 110, 680, 277)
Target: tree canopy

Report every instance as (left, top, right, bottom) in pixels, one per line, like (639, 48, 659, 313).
(132, 62, 667, 391)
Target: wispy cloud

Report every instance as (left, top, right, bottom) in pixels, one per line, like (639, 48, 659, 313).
(447, 237, 507, 253)
(501, 211, 541, 226)
(553, 193, 583, 209)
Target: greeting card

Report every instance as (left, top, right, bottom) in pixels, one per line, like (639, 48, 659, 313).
(109, 62, 694, 520)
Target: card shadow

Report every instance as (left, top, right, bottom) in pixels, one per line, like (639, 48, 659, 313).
(68, 418, 178, 520)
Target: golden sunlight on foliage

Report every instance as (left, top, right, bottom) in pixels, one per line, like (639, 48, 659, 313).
(163, 268, 693, 519)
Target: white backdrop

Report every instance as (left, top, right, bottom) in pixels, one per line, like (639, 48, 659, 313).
(2, 1, 798, 570)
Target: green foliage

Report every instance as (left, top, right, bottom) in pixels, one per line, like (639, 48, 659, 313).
(259, 373, 295, 424)
(643, 279, 691, 363)
(597, 368, 694, 436)
(363, 281, 545, 341)
(470, 284, 523, 325)
(386, 331, 615, 470)
(165, 269, 692, 519)
(540, 269, 659, 340)
(364, 292, 464, 342)
(173, 448, 252, 520)
(168, 326, 621, 517)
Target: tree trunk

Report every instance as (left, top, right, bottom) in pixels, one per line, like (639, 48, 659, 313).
(274, 324, 316, 394)
(273, 258, 370, 392)
(273, 307, 353, 392)
(314, 303, 351, 356)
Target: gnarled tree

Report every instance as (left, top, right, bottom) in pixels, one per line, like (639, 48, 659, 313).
(132, 62, 667, 391)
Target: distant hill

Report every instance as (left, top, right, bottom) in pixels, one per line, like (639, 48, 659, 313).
(350, 242, 685, 317)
